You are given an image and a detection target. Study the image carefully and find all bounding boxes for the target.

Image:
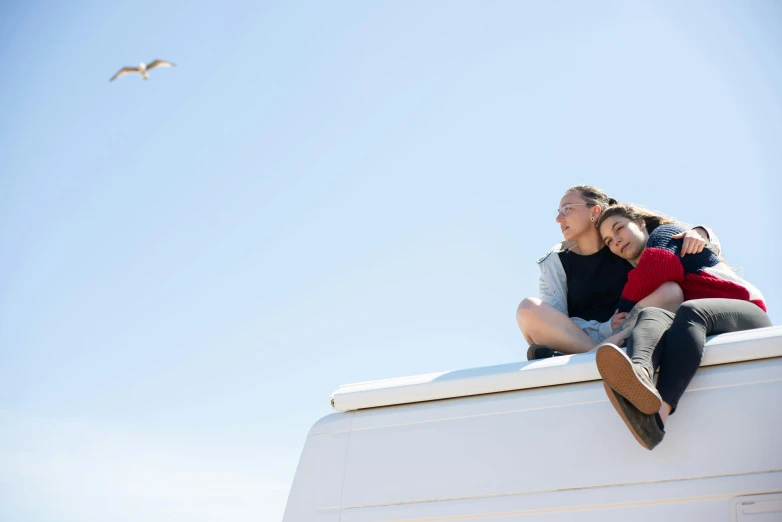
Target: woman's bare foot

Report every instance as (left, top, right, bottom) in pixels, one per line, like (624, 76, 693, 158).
(637, 367, 671, 423)
(659, 401, 672, 423)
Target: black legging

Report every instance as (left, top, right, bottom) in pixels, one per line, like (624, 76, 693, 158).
(626, 298, 771, 414)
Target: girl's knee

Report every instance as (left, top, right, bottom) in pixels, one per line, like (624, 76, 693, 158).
(516, 297, 542, 322)
(658, 281, 683, 303)
(674, 301, 706, 324)
(652, 281, 683, 312)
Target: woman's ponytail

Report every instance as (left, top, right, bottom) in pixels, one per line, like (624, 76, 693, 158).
(566, 185, 617, 211)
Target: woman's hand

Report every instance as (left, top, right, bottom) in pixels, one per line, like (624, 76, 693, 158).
(603, 306, 642, 347)
(672, 229, 707, 256)
(610, 310, 628, 331)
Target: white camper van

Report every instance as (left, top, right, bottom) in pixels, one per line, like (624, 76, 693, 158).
(283, 326, 782, 522)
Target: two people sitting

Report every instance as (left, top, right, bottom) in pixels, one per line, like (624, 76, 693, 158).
(516, 186, 771, 450)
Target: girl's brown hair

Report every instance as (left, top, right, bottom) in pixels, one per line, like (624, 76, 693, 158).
(596, 203, 677, 234)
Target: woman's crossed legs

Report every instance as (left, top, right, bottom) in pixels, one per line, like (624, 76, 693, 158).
(517, 282, 684, 355)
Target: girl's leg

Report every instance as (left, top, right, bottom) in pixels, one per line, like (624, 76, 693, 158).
(597, 307, 675, 415)
(596, 307, 674, 449)
(626, 307, 676, 380)
(600, 282, 682, 378)
(518, 282, 682, 356)
(516, 298, 596, 354)
(655, 299, 772, 415)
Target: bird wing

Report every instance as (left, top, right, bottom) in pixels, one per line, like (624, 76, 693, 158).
(146, 60, 176, 70)
(110, 67, 140, 82)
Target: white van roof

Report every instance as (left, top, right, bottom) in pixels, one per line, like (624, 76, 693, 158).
(330, 325, 782, 412)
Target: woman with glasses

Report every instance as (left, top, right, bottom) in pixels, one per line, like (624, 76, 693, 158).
(593, 204, 769, 449)
(516, 185, 719, 360)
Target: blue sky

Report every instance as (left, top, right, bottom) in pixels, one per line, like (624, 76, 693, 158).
(1, 1, 780, 520)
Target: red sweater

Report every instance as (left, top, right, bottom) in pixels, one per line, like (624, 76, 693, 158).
(617, 225, 766, 313)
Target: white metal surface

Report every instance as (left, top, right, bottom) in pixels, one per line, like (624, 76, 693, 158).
(330, 325, 782, 412)
(284, 354, 782, 522)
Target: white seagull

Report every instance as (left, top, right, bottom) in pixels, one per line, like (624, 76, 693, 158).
(110, 60, 176, 82)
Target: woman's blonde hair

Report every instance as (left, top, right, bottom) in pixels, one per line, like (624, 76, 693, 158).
(566, 185, 617, 211)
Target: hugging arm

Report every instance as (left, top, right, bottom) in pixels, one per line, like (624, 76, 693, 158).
(674, 226, 723, 257)
(616, 248, 685, 313)
(694, 226, 722, 257)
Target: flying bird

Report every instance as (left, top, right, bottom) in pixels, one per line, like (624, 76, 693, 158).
(110, 60, 176, 82)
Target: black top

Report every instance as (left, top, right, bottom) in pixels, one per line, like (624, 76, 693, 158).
(558, 246, 633, 322)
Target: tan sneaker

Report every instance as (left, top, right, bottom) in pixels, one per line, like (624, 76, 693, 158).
(596, 343, 662, 415)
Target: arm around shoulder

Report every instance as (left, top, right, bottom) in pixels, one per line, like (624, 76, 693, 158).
(693, 225, 722, 257)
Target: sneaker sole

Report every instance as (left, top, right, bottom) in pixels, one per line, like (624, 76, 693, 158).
(596, 343, 661, 415)
(603, 383, 655, 451)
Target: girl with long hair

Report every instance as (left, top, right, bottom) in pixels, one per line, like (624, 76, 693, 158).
(516, 186, 717, 359)
(594, 204, 770, 449)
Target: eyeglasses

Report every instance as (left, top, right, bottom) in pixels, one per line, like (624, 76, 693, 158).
(556, 203, 589, 217)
